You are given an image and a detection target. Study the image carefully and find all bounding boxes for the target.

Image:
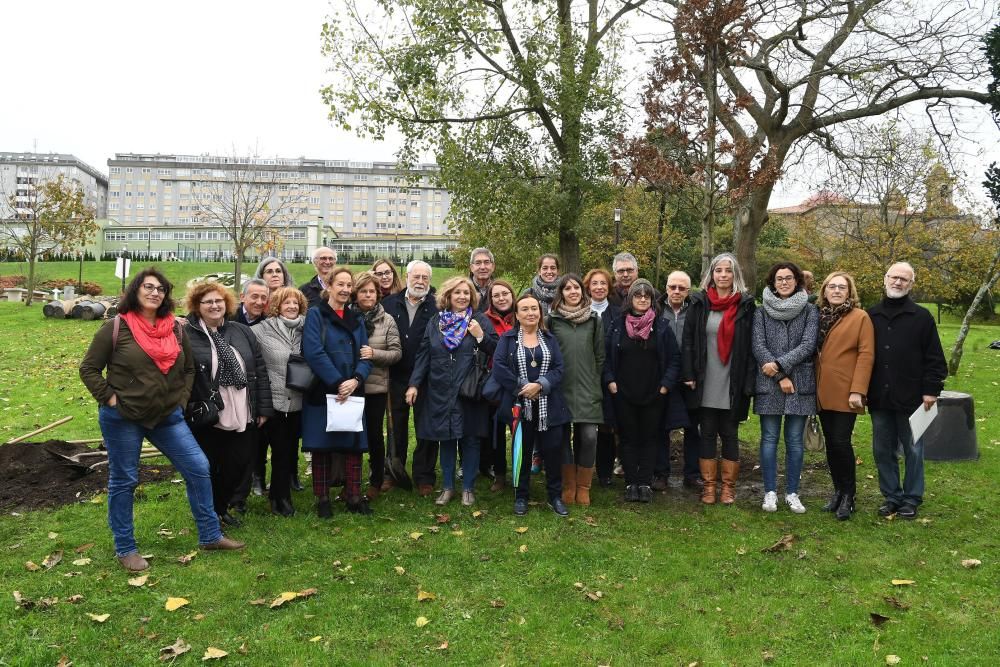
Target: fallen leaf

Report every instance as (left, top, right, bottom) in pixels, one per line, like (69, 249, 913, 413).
(762, 650, 775, 662)
(886, 656, 901, 665)
(177, 551, 197, 565)
(427, 526, 440, 534)
(415, 616, 430, 627)
(63, 572, 82, 578)
(256, 572, 267, 581)
(48, 532, 59, 539)
(608, 617, 624, 630)
(237, 643, 247, 655)
(66, 595, 84, 604)
(394, 566, 406, 575)
(417, 590, 436, 602)
(158, 638, 191, 661)
(883, 596, 909, 610)
(74, 543, 95, 553)
(24, 561, 40, 572)
(736, 547, 747, 556)
(409, 532, 424, 540)
(270, 591, 299, 609)
(13, 591, 33, 610)
(87, 613, 110, 623)
(249, 599, 267, 606)
(202, 647, 227, 660)
(451, 530, 464, 536)
(436, 642, 449, 650)
(918, 518, 932, 525)
(472, 510, 484, 518)
(585, 591, 603, 602)
(574, 582, 585, 590)
(891, 579, 915, 586)
(193, 614, 205, 621)
(435, 514, 450, 524)
(518, 544, 528, 553)
(490, 599, 506, 608)
(332, 560, 342, 567)
(870, 612, 891, 627)
(298, 588, 318, 598)
(128, 575, 149, 587)
(42, 550, 63, 569)
(761, 535, 795, 553)
(309, 636, 322, 642)
(165, 597, 190, 611)
(584, 515, 598, 526)
(56, 656, 72, 667)
(514, 526, 529, 534)
(961, 559, 982, 569)
(72, 558, 91, 566)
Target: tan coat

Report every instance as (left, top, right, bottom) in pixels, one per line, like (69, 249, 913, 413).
(816, 308, 875, 414)
(362, 305, 402, 395)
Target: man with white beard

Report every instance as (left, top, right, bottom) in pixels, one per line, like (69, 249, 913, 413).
(866, 262, 946, 520)
(381, 261, 440, 495)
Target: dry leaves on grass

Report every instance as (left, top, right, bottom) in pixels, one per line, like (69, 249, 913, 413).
(24, 561, 40, 572)
(177, 551, 197, 565)
(409, 532, 424, 541)
(394, 566, 406, 575)
(761, 535, 795, 553)
(435, 514, 450, 524)
(518, 545, 528, 553)
(884, 596, 909, 610)
(417, 590, 436, 602)
(42, 550, 63, 569)
(74, 543, 95, 553)
(12, 591, 58, 610)
(514, 526, 528, 534)
(870, 612, 891, 627)
(158, 638, 191, 661)
(202, 647, 227, 660)
(885, 656, 901, 665)
(269, 588, 318, 609)
(415, 616, 430, 627)
(165, 597, 190, 611)
(961, 559, 982, 569)
(890, 579, 915, 586)
(72, 558, 91, 566)
(87, 613, 110, 623)
(128, 575, 149, 587)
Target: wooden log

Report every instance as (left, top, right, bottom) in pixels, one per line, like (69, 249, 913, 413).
(5, 416, 74, 445)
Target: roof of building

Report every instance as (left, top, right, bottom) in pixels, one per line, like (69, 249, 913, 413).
(0, 151, 108, 185)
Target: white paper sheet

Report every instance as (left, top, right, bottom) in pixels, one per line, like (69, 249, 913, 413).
(325, 395, 365, 432)
(908, 401, 939, 444)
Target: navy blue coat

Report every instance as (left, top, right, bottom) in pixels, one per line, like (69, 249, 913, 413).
(408, 311, 498, 441)
(301, 303, 372, 453)
(595, 303, 621, 426)
(485, 328, 573, 429)
(603, 313, 688, 430)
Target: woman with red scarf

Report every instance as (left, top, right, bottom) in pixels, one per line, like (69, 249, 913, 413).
(682, 253, 757, 505)
(482, 279, 516, 491)
(80, 269, 244, 572)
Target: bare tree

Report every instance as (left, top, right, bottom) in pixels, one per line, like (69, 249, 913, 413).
(647, 0, 995, 285)
(1, 173, 96, 305)
(189, 156, 309, 290)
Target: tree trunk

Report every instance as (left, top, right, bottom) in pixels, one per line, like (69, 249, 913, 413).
(948, 244, 1000, 375)
(25, 234, 39, 307)
(702, 47, 719, 277)
(734, 192, 770, 291)
(233, 251, 244, 296)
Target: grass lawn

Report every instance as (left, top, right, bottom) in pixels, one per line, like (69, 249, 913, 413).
(1, 298, 998, 665)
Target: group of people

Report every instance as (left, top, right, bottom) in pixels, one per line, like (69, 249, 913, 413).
(80, 244, 947, 572)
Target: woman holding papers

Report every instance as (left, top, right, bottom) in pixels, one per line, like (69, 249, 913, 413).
(302, 268, 373, 517)
(814, 271, 874, 521)
(406, 276, 498, 507)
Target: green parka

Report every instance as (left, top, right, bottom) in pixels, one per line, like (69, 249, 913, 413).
(545, 310, 605, 424)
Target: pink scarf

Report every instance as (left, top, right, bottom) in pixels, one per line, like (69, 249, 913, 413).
(625, 308, 656, 340)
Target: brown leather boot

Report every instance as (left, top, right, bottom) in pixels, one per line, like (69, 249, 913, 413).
(575, 466, 594, 506)
(699, 458, 718, 505)
(561, 465, 576, 505)
(720, 459, 740, 505)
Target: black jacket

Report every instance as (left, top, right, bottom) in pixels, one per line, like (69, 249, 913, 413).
(382, 288, 439, 382)
(485, 328, 572, 429)
(681, 290, 756, 421)
(234, 306, 265, 327)
(184, 316, 274, 421)
(866, 296, 947, 412)
(299, 275, 325, 310)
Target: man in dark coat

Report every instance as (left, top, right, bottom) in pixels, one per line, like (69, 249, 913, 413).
(469, 247, 495, 313)
(381, 260, 439, 495)
(867, 261, 947, 520)
(299, 247, 337, 309)
(609, 252, 638, 307)
(235, 279, 269, 327)
(655, 270, 702, 491)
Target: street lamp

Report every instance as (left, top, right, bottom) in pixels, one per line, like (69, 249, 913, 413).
(613, 208, 622, 252)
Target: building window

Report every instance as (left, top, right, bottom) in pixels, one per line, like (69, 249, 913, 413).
(110, 167, 121, 174)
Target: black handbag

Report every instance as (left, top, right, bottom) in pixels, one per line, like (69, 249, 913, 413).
(285, 353, 316, 393)
(459, 347, 490, 401)
(185, 388, 224, 430)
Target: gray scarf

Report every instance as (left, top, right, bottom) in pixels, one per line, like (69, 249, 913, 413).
(762, 287, 808, 321)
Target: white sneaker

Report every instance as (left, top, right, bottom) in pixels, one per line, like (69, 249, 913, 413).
(762, 491, 778, 512)
(785, 493, 806, 514)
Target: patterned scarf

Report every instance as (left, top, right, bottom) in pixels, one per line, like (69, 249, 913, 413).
(625, 307, 656, 340)
(556, 299, 592, 325)
(121, 311, 179, 374)
(530, 274, 559, 305)
(439, 308, 472, 351)
(354, 302, 383, 337)
(204, 322, 247, 389)
(706, 286, 741, 365)
(762, 286, 809, 321)
(817, 300, 854, 350)
(516, 327, 551, 431)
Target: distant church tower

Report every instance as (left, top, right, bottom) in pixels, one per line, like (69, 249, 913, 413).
(925, 163, 958, 216)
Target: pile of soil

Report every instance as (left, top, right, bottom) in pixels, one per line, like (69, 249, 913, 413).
(0, 440, 175, 513)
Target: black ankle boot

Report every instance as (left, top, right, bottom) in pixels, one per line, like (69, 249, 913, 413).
(836, 493, 855, 521)
(347, 497, 373, 515)
(822, 490, 843, 512)
(290, 475, 304, 492)
(317, 497, 332, 518)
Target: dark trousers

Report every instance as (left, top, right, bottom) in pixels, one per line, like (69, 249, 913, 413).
(655, 409, 701, 480)
(389, 379, 437, 485)
(819, 410, 858, 496)
(480, 408, 508, 480)
(615, 397, 664, 486)
(228, 422, 258, 507)
(264, 411, 301, 502)
(195, 426, 254, 516)
(596, 427, 617, 480)
(699, 407, 740, 461)
(515, 420, 563, 502)
(253, 426, 270, 482)
(364, 393, 388, 488)
(561, 422, 598, 467)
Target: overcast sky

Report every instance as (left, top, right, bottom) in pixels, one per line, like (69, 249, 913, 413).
(1, 1, 995, 210)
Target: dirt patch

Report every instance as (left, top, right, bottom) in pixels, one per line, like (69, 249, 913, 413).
(0, 440, 175, 513)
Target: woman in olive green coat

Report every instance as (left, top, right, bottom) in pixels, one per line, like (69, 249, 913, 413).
(546, 274, 605, 506)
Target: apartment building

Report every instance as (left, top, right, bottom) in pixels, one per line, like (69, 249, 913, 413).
(0, 152, 108, 219)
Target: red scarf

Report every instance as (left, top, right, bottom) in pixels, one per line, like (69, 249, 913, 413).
(706, 286, 741, 365)
(121, 311, 180, 374)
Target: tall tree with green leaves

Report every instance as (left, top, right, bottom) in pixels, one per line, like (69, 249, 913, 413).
(1, 174, 96, 305)
(320, 0, 647, 275)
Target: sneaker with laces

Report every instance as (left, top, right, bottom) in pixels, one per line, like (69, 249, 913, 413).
(785, 493, 806, 514)
(761, 491, 778, 512)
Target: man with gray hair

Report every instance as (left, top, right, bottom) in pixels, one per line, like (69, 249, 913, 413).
(236, 278, 269, 326)
(469, 247, 495, 312)
(299, 246, 338, 308)
(610, 252, 639, 307)
(867, 261, 946, 520)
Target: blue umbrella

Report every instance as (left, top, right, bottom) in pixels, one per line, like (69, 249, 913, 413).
(510, 404, 523, 488)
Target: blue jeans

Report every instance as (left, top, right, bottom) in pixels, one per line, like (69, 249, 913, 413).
(98, 405, 222, 556)
(440, 436, 480, 491)
(870, 409, 925, 506)
(759, 414, 807, 494)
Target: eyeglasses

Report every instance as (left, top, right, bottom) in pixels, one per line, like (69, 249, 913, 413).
(141, 283, 166, 294)
(263, 268, 284, 275)
(201, 298, 226, 306)
(373, 270, 393, 278)
(825, 284, 849, 292)
(633, 294, 652, 301)
(774, 276, 796, 284)
(615, 267, 636, 275)
(886, 275, 911, 285)
(316, 256, 335, 263)
(666, 285, 688, 291)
